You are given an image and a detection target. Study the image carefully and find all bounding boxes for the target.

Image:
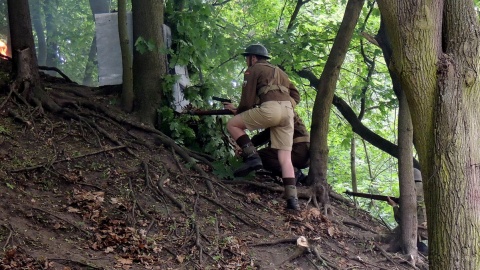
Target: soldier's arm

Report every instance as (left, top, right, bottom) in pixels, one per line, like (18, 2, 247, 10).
(289, 82, 301, 105)
(237, 68, 258, 114)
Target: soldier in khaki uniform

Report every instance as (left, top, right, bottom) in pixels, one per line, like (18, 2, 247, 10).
(223, 44, 301, 210)
(251, 112, 310, 184)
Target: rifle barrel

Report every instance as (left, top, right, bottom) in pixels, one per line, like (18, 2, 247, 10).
(186, 109, 233, 115)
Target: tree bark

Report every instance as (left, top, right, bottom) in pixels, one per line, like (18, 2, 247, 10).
(397, 89, 417, 258)
(377, 1, 480, 269)
(132, 0, 167, 126)
(118, 0, 134, 112)
(30, 0, 46, 66)
(44, 0, 59, 71)
(7, 0, 60, 112)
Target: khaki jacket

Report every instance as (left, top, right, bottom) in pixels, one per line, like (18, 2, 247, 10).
(237, 60, 300, 114)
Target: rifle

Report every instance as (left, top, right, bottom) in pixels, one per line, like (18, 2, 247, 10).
(212, 96, 232, 103)
(186, 109, 233, 115)
(344, 190, 400, 204)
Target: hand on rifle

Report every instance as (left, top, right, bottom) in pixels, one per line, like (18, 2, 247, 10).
(223, 102, 237, 114)
(387, 196, 398, 207)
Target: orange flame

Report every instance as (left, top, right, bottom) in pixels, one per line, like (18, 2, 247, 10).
(0, 40, 9, 57)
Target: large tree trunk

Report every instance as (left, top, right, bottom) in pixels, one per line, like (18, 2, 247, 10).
(7, 0, 60, 112)
(308, 0, 364, 209)
(132, 0, 167, 126)
(377, 1, 480, 269)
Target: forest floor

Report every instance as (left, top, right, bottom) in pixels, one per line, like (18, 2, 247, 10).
(0, 66, 428, 269)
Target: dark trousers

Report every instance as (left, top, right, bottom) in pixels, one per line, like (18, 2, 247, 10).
(258, 142, 309, 177)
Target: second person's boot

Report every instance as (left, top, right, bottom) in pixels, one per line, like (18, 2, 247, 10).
(234, 139, 263, 177)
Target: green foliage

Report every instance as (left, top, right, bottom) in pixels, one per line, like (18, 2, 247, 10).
(135, 37, 157, 54)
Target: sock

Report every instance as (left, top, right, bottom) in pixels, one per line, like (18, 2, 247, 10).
(236, 134, 251, 147)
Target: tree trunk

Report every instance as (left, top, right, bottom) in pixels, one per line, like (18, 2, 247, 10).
(397, 89, 417, 258)
(30, 0, 46, 66)
(7, 0, 60, 112)
(44, 0, 59, 71)
(118, 0, 133, 112)
(377, 1, 480, 269)
(132, 0, 167, 126)
(308, 0, 364, 208)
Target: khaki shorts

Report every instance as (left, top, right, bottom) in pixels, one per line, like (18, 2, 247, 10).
(241, 101, 294, 151)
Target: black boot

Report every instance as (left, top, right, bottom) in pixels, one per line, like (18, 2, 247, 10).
(286, 197, 300, 210)
(294, 168, 307, 186)
(234, 143, 263, 177)
(284, 184, 300, 211)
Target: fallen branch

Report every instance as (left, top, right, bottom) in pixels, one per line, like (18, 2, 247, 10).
(39, 65, 75, 83)
(250, 237, 298, 247)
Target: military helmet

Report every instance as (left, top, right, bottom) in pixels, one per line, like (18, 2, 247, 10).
(241, 44, 270, 59)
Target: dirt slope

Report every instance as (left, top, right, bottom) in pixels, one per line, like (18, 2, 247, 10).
(0, 73, 426, 269)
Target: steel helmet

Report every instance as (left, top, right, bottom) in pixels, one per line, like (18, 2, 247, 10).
(241, 44, 270, 59)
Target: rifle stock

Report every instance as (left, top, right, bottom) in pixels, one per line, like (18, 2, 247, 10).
(344, 190, 400, 204)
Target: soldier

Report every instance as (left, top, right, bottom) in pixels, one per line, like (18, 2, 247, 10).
(251, 112, 310, 185)
(223, 44, 301, 211)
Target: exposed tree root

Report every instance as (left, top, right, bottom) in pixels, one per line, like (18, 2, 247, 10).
(30, 206, 91, 236)
(9, 145, 126, 173)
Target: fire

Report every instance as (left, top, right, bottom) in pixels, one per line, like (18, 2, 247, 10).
(0, 40, 8, 57)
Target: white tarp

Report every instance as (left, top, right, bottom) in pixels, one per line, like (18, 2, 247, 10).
(94, 13, 190, 112)
(95, 12, 133, 86)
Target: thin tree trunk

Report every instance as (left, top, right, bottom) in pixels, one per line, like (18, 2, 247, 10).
(30, 0, 46, 65)
(118, 0, 133, 112)
(308, 0, 365, 209)
(397, 89, 417, 258)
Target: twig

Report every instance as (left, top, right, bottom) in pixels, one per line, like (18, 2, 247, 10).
(343, 219, 379, 234)
(46, 258, 102, 269)
(193, 193, 204, 266)
(9, 145, 126, 172)
(39, 66, 75, 83)
(156, 166, 186, 213)
(31, 207, 91, 236)
(2, 224, 13, 249)
(198, 193, 253, 227)
(128, 177, 153, 220)
(311, 245, 338, 269)
(374, 242, 398, 265)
